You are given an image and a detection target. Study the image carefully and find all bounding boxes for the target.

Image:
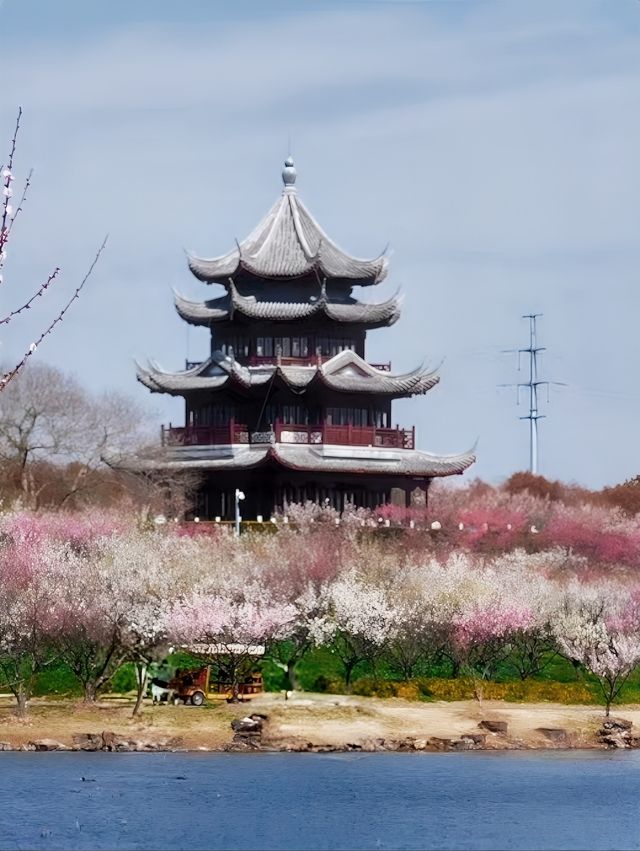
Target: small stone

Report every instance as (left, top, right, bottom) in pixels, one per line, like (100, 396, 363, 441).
(428, 737, 453, 751)
(536, 727, 568, 743)
(601, 718, 632, 732)
(478, 720, 508, 735)
(452, 738, 475, 751)
(72, 733, 103, 751)
(0, 742, 12, 751)
(29, 739, 68, 752)
(462, 733, 486, 746)
(101, 731, 118, 751)
(231, 717, 262, 734)
(160, 736, 185, 751)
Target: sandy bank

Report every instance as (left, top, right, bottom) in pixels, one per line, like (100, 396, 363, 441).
(0, 693, 638, 752)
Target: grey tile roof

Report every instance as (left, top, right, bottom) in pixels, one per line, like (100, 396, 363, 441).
(187, 160, 388, 286)
(173, 285, 401, 328)
(135, 349, 440, 398)
(116, 442, 476, 478)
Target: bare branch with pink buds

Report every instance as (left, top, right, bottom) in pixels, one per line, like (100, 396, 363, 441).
(0, 107, 106, 391)
(0, 235, 108, 391)
(0, 267, 60, 326)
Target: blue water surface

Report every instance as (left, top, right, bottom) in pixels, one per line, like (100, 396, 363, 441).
(0, 750, 639, 851)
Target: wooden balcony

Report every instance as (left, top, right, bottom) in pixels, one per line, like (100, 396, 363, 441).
(163, 419, 415, 450)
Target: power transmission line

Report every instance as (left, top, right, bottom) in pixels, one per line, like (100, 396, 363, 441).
(500, 313, 565, 475)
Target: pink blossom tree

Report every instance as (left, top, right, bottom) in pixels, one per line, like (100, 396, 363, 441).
(169, 591, 295, 701)
(0, 527, 71, 716)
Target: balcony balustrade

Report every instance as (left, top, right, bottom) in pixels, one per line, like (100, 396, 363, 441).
(162, 419, 415, 450)
(247, 355, 392, 370)
(186, 357, 392, 371)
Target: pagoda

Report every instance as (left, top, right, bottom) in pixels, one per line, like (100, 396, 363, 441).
(136, 158, 475, 520)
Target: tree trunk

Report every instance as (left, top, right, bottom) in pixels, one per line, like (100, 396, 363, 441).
(286, 660, 298, 692)
(131, 662, 148, 717)
(344, 660, 357, 693)
(15, 687, 28, 719)
(83, 682, 98, 703)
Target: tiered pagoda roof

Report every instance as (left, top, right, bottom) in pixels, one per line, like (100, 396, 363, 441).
(122, 442, 475, 479)
(187, 158, 388, 286)
(136, 349, 440, 399)
(173, 283, 401, 328)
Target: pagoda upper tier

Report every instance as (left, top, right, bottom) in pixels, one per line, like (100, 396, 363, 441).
(187, 157, 388, 287)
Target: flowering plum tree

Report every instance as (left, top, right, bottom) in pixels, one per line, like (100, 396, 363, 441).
(57, 528, 198, 713)
(317, 570, 396, 691)
(0, 526, 71, 716)
(554, 595, 640, 716)
(169, 591, 295, 701)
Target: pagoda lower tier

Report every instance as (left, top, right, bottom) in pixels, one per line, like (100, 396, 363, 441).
(127, 442, 475, 520)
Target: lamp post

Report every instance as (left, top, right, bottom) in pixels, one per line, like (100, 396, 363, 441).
(235, 488, 245, 538)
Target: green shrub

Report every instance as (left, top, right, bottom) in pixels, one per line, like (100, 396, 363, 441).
(110, 663, 137, 693)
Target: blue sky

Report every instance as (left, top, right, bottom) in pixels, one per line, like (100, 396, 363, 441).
(1, 0, 638, 487)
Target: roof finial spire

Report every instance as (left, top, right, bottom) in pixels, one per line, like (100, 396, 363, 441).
(282, 156, 297, 189)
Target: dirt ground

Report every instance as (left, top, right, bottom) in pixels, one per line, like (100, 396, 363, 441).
(1, 692, 638, 750)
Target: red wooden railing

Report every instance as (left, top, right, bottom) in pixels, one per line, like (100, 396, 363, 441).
(186, 357, 392, 370)
(162, 419, 249, 447)
(164, 420, 415, 450)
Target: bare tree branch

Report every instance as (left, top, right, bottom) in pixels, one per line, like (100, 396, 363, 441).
(0, 235, 108, 390)
(0, 267, 60, 325)
(6, 168, 32, 239)
(0, 106, 22, 269)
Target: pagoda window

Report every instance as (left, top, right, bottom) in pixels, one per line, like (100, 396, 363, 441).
(274, 337, 291, 357)
(374, 409, 389, 428)
(325, 407, 389, 427)
(256, 337, 274, 357)
(281, 404, 309, 425)
(193, 403, 237, 427)
(291, 337, 309, 357)
(220, 335, 249, 358)
(315, 337, 356, 357)
(255, 336, 310, 359)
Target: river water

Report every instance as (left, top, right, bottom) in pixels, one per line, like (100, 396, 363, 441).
(0, 751, 638, 850)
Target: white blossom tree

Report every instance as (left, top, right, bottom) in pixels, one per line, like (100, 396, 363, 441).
(553, 590, 640, 716)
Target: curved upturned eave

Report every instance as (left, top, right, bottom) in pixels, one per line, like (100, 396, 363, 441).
(136, 361, 440, 400)
(173, 291, 230, 326)
(187, 253, 388, 286)
(312, 368, 440, 397)
(267, 445, 476, 477)
(173, 289, 402, 328)
(109, 444, 475, 478)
